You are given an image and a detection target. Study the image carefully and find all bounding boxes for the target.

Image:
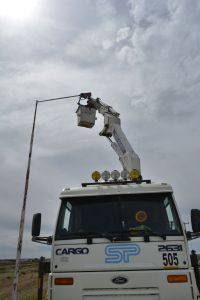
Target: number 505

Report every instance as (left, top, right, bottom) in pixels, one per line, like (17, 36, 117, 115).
(163, 253, 178, 266)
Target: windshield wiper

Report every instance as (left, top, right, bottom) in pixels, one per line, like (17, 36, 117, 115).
(59, 228, 165, 242)
(110, 232, 131, 242)
(59, 231, 119, 242)
(64, 231, 131, 243)
(85, 232, 130, 243)
(142, 230, 166, 241)
(87, 232, 114, 242)
(122, 227, 166, 241)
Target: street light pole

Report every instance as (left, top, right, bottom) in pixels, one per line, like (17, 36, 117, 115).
(12, 94, 80, 300)
(12, 100, 38, 300)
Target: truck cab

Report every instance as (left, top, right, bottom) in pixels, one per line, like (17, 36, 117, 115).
(43, 180, 199, 300)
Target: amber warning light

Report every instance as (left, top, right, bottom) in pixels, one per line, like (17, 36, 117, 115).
(167, 275, 188, 283)
(54, 278, 74, 285)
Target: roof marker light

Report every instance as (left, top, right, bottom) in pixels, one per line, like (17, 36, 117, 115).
(111, 170, 120, 181)
(91, 170, 101, 182)
(121, 170, 129, 180)
(102, 170, 111, 181)
(129, 169, 140, 181)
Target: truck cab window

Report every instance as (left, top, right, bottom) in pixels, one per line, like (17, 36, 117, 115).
(56, 193, 182, 240)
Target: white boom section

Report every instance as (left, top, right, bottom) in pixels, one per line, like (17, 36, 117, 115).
(77, 93, 141, 175)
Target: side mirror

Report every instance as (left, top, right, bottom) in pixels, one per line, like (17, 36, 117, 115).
(32, 213, 41, 237)
(191, 209, 200, 233)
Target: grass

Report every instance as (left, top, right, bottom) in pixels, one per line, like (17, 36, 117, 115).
(0, 255, 199, 299)
(0, 259, 48, 300)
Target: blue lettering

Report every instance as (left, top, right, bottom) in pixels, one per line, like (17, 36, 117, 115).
(105, 244, 140, 263)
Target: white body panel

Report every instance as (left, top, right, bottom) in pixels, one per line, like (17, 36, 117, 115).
(52, 238, 188, 272)
(60, 182, 173, 198)
(49, 269, 196, 300)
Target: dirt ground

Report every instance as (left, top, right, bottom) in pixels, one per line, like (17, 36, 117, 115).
(0, 259, 48, 300)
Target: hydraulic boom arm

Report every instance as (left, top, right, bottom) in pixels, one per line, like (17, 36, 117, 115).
(76, 93, 141, 177)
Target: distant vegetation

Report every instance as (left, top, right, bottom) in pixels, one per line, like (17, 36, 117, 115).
(0, 256, 199, 299)
(0, 259, 48, 300)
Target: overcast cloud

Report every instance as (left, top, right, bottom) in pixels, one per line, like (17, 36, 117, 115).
(0, 0, 200, 259)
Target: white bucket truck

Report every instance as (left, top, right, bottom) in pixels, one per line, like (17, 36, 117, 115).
(32, 93, 200, 300)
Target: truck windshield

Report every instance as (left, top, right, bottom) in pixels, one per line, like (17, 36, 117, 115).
(55, 193, 182, 240)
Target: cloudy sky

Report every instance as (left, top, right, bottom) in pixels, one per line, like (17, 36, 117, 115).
(0, 0, 200, 259)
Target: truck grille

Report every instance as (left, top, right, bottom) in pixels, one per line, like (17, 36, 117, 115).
(83, 287, 160, 299)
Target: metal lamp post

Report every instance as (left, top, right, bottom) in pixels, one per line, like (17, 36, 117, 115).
(12, 94, 80, 300)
